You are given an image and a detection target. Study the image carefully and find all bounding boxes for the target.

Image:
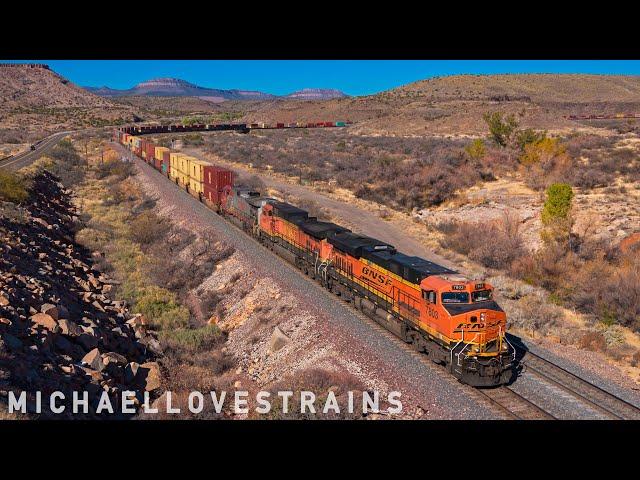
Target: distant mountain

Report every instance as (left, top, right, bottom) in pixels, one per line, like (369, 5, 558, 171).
(285, 88, 348, 100)
(84, 78, 348, 102)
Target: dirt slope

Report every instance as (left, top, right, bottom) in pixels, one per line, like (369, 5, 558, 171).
(0, 64, 138, 134)
(236, 74, 640, 136)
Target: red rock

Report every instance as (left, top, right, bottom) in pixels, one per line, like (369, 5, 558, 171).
(139, 362, 162, 392)
(30, 312, 58, 331)
(81, 348, 104, 371)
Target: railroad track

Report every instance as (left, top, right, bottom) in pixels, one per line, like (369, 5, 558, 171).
(521, 351, 640, 420)
(477, 386, 556, 420)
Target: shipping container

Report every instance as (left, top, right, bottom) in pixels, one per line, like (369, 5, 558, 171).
(145, 142, 156, 161)
(169, 152, 184, 179)
(203, 167, 234, 205)
(276, 123, 285, 128)
(155, 146, 170, 162)
(189, 177, 205, 194)
(335, 121, 346, 127)
(189, 159, 213, 183)
(180, 155, 197, 175)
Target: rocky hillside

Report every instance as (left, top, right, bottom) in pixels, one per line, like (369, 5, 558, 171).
(0, 64, 138, 133)
(0, 171, 161, 418)
(392, 74, 640, 103)
(237, 74, 640, 136)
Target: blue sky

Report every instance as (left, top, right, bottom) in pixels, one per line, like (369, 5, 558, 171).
(4, 60, 640, 96)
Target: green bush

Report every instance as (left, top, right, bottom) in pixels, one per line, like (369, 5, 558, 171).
(0, 171, 28, 204)
(464, 138, 486, 159)
(516, 128, 547, 151)
(541, 183, 574, 226)
(134, 285, 190, 330)
(159, 324, 223, 350)
(483, 111, 518, 147)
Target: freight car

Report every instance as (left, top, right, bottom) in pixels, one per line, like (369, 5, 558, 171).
(114, 128, 516, 387)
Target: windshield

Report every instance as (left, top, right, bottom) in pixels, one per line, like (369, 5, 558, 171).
(472, 289, 493, 302)
(441, 292, 469, 304)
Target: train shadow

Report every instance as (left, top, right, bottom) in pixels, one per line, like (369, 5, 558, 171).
(504, 333, 529, 387)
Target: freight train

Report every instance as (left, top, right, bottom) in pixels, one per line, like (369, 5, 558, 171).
(119, 119, 350, 137)
(114, 126, 516, 387)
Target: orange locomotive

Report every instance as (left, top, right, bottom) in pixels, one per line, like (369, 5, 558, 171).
(115, 127, 515, 387)
(257, 199, 515, 387)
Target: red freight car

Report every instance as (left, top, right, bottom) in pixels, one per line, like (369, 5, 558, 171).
(145, 142, 156, 164)
(203, 166, 234, 208)
(276, 123, 285, 128)
(162, 151, 171, 175)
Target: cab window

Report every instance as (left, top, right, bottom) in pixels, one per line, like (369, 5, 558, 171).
(422, 290, 437, 304)
(472, 289, 492, 302)
(441, 292, 469, 304)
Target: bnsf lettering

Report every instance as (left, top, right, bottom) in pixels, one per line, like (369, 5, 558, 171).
(361, 266, 393, 286)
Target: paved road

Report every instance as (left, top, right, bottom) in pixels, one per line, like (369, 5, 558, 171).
(0, 131, 72, 172)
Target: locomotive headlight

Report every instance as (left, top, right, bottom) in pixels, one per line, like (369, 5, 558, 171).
(480, 312, 486, 322)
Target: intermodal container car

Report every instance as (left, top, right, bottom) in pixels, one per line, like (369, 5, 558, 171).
(202, 167, 234, 206)
(189, 159, 213, 183)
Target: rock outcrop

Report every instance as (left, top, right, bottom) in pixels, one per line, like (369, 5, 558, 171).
(0, 171, 161, 418)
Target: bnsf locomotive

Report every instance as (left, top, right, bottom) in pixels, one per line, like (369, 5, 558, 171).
(115, 126, 516, 387)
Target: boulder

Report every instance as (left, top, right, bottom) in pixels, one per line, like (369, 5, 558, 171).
(102, 352, 127, 366)
(139, 362, 162, 392)
(0, 294, 9, 307)
(30, 313, 58, 331)
(269, 326, 290, 352)
(58, 319, 83, 337)
(81, 348, 104, 371)
(40, 303, 59, 320)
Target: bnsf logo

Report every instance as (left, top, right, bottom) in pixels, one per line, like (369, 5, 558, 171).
(362, 266, 393, 286)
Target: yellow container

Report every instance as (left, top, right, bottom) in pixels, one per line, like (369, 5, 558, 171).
(155, 146, 170, 161)
(169, 152, 184, 178)
(180, 172, 190, 187)
(180, 155, 197, 175)
(189, 159, 213, 183)
(189, 178, 204, 194)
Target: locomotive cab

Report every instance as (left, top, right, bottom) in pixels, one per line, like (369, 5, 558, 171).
(420, 275, 515, 386)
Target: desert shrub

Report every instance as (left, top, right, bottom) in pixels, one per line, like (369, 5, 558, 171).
(541, 183, 574, 245)
(95, 158, 134, 181)
(134, 285, 190, 330)
(0, 171, 28, 203)
(516, 128, 547, 151)
(483, 111, 518, 147)
(127, 210, 170, 246)
(464, 138, 487, 160)
(542, 183, 574, 225)
(439, 213, 525, 270)
(577, 330, 607, 352)
(182, 133, 204, 146)
(507, 291, 565, 333)
(159, 324, 225, 351)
